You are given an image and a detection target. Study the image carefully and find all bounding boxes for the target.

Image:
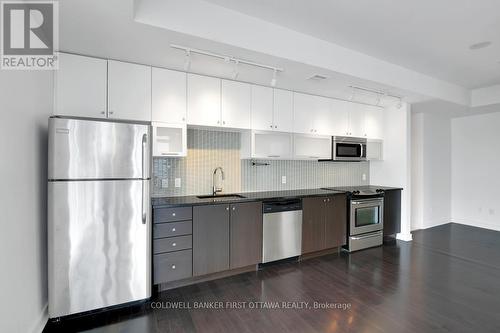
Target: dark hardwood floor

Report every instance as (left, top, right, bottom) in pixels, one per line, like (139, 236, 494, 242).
(44, 223, 500, 333)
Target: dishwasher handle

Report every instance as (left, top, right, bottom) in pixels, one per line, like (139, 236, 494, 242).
(263, 199, 302, 213)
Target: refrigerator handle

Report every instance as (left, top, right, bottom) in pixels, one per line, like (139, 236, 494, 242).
(142, 133, 148, 224)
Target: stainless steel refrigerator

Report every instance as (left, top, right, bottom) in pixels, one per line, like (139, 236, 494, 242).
(48, 117, 151, 319)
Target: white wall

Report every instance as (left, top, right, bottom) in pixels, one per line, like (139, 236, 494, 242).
(410, 101, 456, 230)
(451, 110, 500, 231)
(370, 103, 412, 241)
(0, 71, 53, 333)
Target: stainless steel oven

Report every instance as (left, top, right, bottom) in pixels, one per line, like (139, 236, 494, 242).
(331, 136, 367, 161)
(348, 197, 384, 251)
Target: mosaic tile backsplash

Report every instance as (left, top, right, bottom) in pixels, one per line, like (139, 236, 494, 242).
(153, 129, 369, 197)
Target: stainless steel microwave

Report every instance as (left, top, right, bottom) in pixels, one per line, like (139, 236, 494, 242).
(331, 136, 367, 161)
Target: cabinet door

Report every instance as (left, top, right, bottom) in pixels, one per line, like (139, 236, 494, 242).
(193, 205, 230, 276)
(221, 80, 251, 129)
(152, 122, 187, 157)
(251, 85, 274, 131)
(252, 131, 293, 159)
(348, 104, 367, 137)
(293, 92, 314, 134)
(55, 53, 107, 118)
(325, 195, 347, 248)
(302, 197, 326, 254)
(383, 190, 401, 236)
(364, 105, 384, 139)
(187, 74, 221, 127)
(330, 99, 350, 136)
(152, 67, 186, 124)
(230, 202, 263, 268)
(108, 60, 151, 121)
(312, 96, 334, 136)
(293, 134, 332, 160)
(273, 89, 293, 132)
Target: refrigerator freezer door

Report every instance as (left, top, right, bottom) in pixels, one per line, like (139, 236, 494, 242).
(48, 117, 150, 180)
(48, 179, 151, 318)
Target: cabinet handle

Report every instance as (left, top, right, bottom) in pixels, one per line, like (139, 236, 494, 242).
(226, 206, 229, 211)
(270, 125, 273, 128)
(217, 121, 220, 125)
(323, 199, 326, 203)
(172, 227, 176, 232)
(172, 243, 176, 247)
(274, 125, 277, 129)
(267, 155, 280, 158)
(223, 121, 226, 125)
(327, 198, 330, 202)
(109, 111, 114, 115)
(182, 117, 185, 121)
(100, 111, 105, 115)
(172, 213, 176, 217)
(232, 207, 236, 211)
(161, 153, 179, 156)
(171, 265, 176, 270)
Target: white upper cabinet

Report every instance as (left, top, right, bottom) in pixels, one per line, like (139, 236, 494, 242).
(251, 85, 274, 131)
(311, 95, 334, 136)
(152, 122, 187, 157)
(152, 67, 186, 124)
(108, 60, 151, 121)
(55, 53, 107, 118)
(293, 134, 332, 160)
(364, 105, 384, 139)
(241, 131, 293, 159)
(187, 74, 221, 127)
(221, 80, 251, 129)
(293, 92, 315, 134)
(273, 89, 293, 132)
(347, 103, 367, 137)
(330, 99, 350, 136)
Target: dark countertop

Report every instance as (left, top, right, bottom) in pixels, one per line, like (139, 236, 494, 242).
(326, 185, 404, 192)
(152, 188, 346, 208)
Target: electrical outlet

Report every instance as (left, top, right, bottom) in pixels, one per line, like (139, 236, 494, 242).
(281, 176, 287, 184)
(161, 179, 168, 188)
(362, 173, 367, 181)
(175, 178, 181, 188)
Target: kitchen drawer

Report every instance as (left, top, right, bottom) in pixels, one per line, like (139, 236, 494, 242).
(154, 206, 192, 223)
(154, 250, 192, 284)
(153, 235, 192, 254)
(154, 221, 192, 239)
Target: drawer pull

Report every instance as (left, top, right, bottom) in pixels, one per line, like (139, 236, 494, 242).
(171, 265, 176, 270)
(172, 227, 176, 232)
(172, 213, 176, 217)
(172, 243, 177, 247)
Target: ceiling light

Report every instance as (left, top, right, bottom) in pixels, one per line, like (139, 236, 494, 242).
(183, 49, 191, 71)
(231, 60, 239, 80)
(469, 41, 492, 50)
(270, 69, 277, 87)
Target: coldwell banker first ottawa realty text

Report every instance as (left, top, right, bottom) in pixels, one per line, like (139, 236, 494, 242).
(1, 1, 58, 70)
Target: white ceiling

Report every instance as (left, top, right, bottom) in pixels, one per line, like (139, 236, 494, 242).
(203, 0, 500, 89)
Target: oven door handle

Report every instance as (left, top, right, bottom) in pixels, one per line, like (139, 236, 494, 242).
(351, 231, 383, 241)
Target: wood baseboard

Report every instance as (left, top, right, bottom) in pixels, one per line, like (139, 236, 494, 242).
(299, 247, 341, 261)
(156, 264, 258, 292)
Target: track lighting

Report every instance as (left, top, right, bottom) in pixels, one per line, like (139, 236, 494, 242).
(183, 49, 191, 71)
(270, 68, 277, 87)
(232, 60, 239, 80)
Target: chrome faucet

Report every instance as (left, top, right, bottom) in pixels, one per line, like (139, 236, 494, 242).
(212, 166, 225, 195)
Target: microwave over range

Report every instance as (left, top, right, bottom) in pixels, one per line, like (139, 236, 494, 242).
(321, 136, 367, 162)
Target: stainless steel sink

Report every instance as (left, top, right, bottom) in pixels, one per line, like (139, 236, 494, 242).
(197, 194, 246, 200)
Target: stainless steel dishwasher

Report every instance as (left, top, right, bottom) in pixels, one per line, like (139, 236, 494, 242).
(262, 199, 303, 263)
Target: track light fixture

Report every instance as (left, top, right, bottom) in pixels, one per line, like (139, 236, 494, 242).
(232, 60, 239, 80)
(183, 49, 191, 71)
(171, 44, 283, 84)
(270, 68, 277, 87)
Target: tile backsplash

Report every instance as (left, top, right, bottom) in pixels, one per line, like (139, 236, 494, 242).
(153, 129, 369, 197)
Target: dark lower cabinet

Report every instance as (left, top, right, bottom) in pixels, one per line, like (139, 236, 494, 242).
(325, 195, 347, 248)
(302, 195, 347, 254)
(230, 201, 263, 269)
(193, 204, 230, 276)
(383, 189, 402, 236)
(302, 197, 326, 254)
